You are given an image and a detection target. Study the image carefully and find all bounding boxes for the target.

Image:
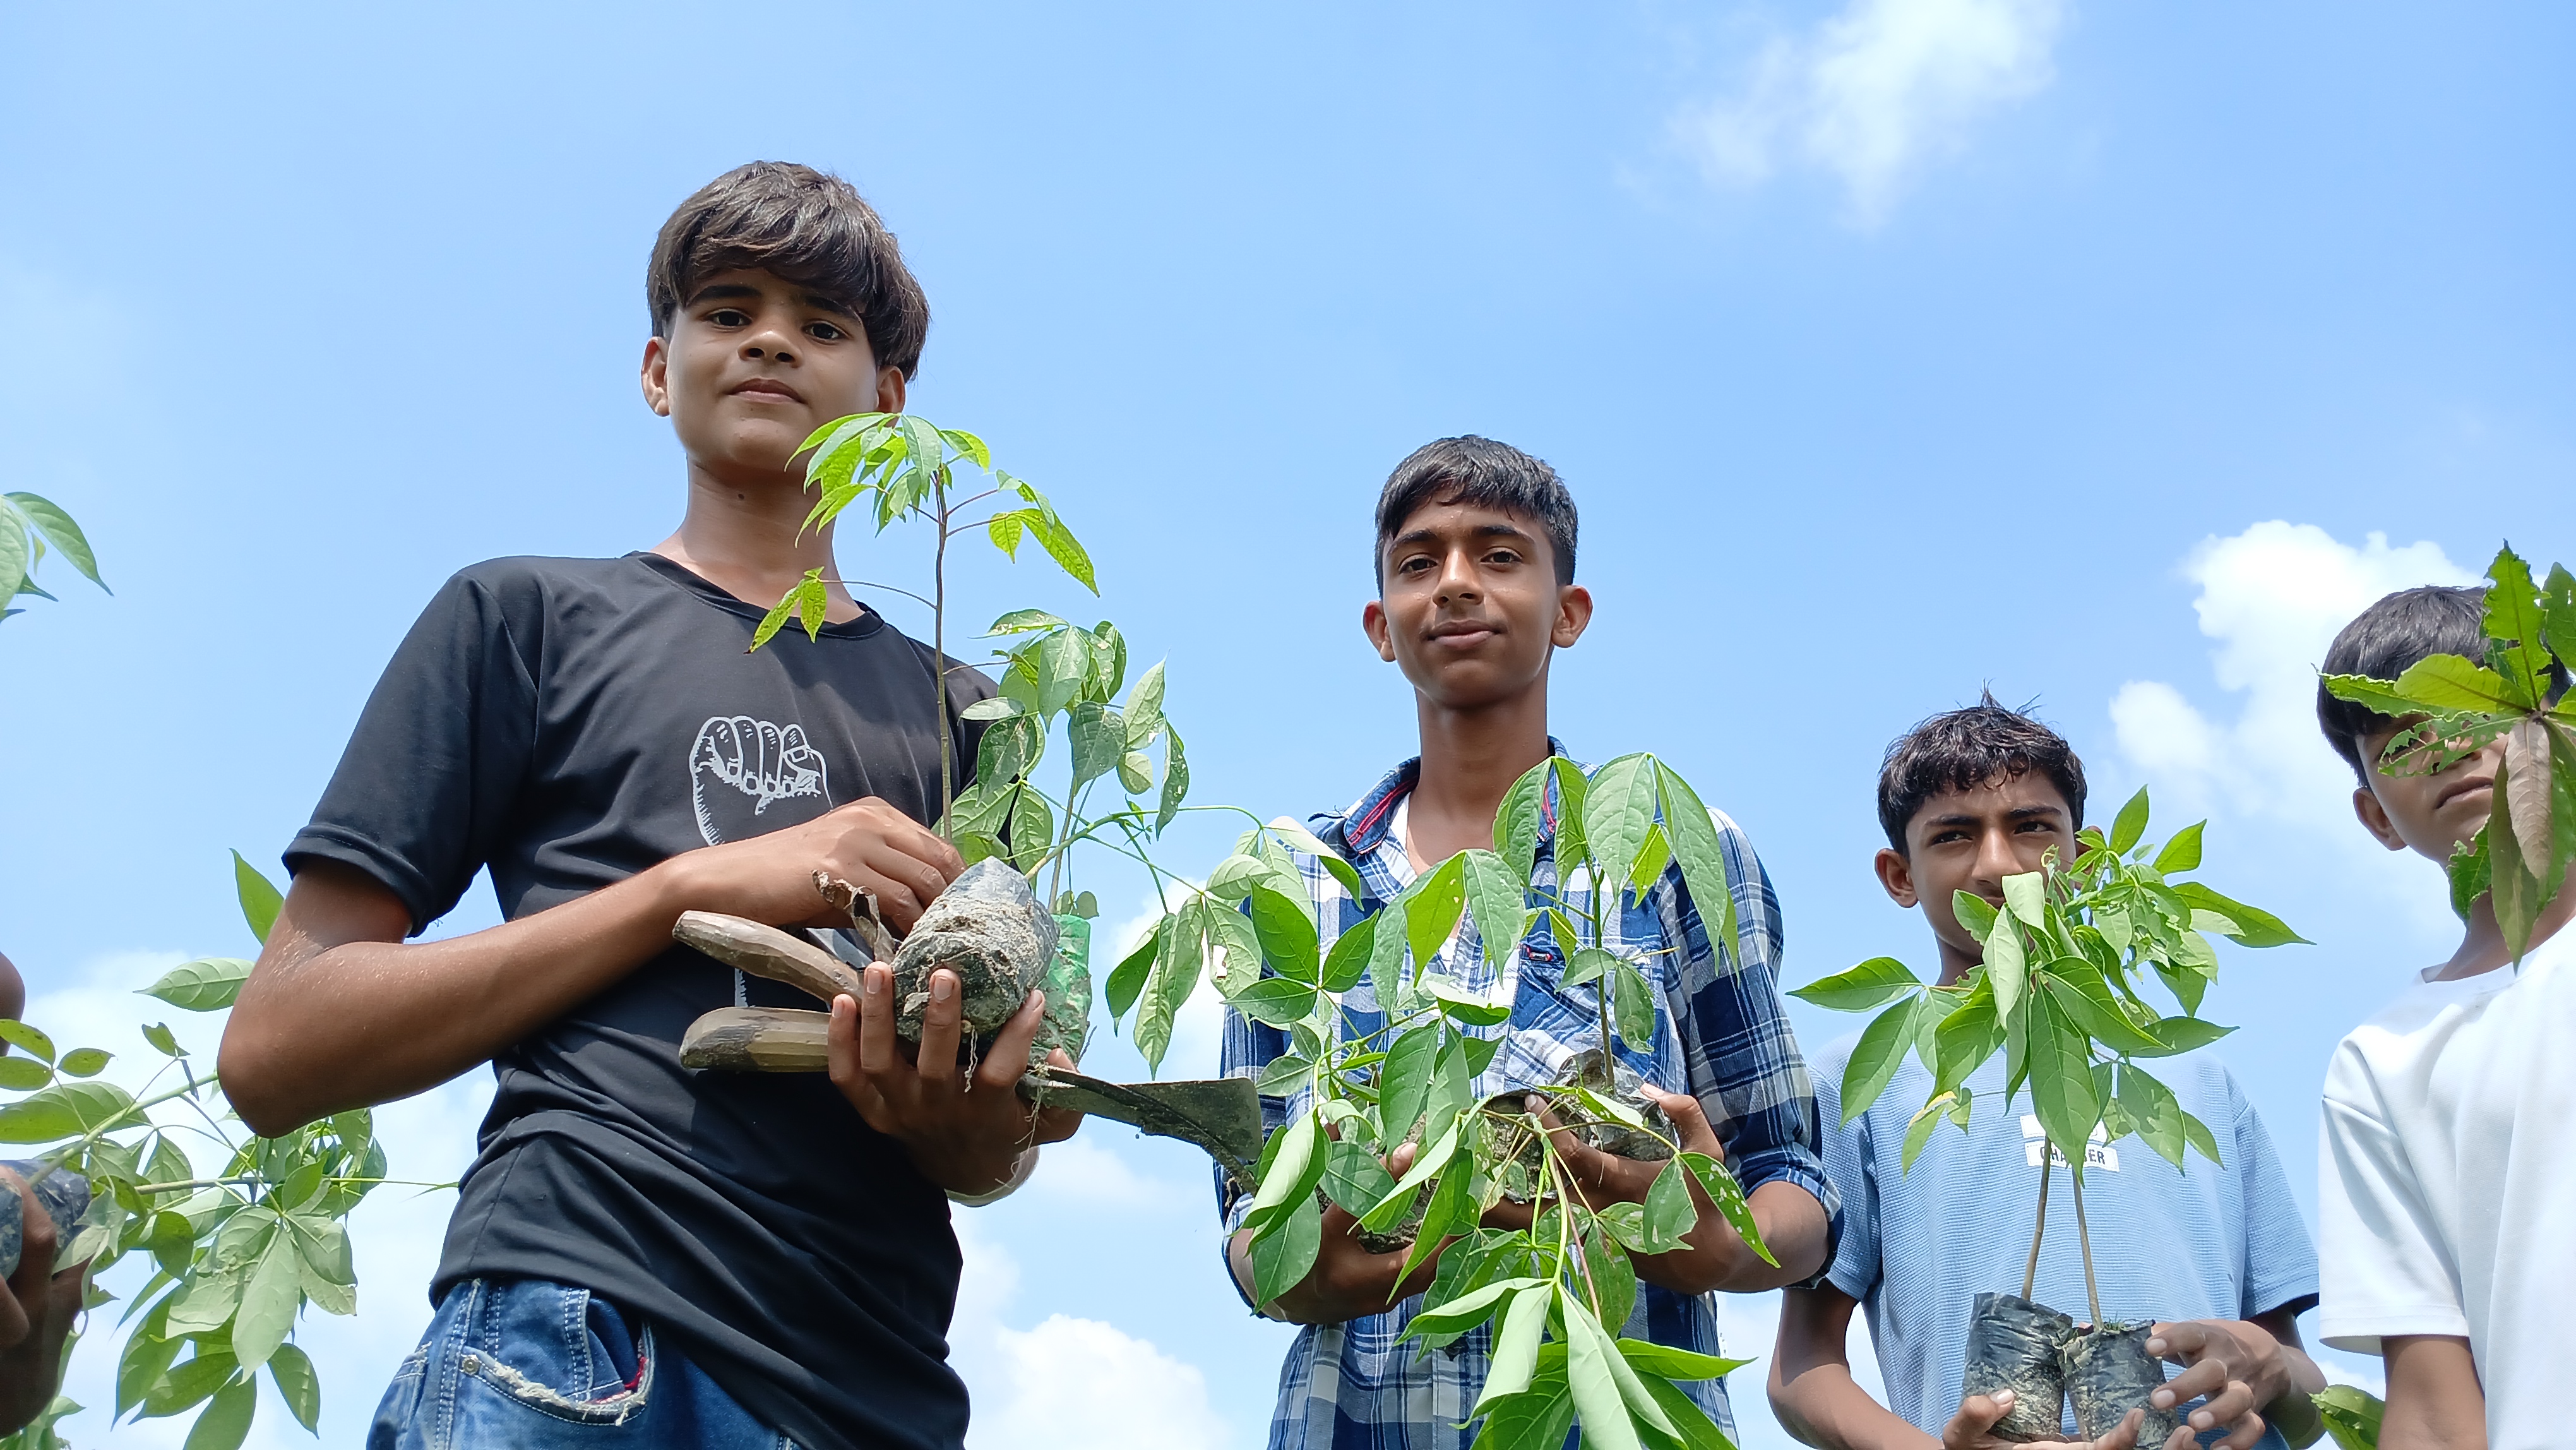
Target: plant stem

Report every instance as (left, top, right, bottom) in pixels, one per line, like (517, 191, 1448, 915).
(932, 462, 955, 836)
(2068, 1165, 2103, 1326)
(2022, 1149, 2049, 1300)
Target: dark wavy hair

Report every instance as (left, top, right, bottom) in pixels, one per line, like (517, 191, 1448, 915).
(1373, 436, 1578, 588)
(1876, 692, 2087, 852)
(647, 161, 931, 380)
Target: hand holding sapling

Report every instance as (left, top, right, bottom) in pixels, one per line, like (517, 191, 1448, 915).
(1942, 1391, 2145, 1450)
(827, 967, 1082, 1197)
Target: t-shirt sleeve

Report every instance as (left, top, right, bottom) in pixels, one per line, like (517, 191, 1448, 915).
(2316, 1041, 2467, 1353)
(2224, 1074, 2320, 1319)
(1815, 1049, 1883, 1303)
(283, 568, 540, 934)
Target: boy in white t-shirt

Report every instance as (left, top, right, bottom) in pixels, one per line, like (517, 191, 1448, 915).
(2313, 585, 2576, 1450)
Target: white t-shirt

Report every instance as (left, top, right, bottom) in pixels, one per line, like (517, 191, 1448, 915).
(2317, 927, 2576, 1450)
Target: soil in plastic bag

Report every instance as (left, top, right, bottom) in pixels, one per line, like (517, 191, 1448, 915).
(0, 1161, 91, 1279)
(2063, 1321, 2180, 1445)
(890, 859, 1058, 1048)
(1960, 1291, 2073, 1442)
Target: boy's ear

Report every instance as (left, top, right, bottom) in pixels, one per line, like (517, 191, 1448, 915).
(874, 363, 907, 416)
(641, 336, 674, 417)
(1362, 599, 1397, 663)
(1551, 584, 1594, 649)
(2351, 786, 2411, 853)
(1873, 847, 1921, 908)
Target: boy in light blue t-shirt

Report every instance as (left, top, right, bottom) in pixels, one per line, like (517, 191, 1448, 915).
(1767, 700, 2326, 1450)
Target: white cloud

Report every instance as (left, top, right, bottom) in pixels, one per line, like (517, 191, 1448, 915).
(975, 1315, 1227, 1450)
(2107, 522, 2476, 829)
(1675, 0, 2065, 225)
(951, 1219, 1228, 1450)
(25, 947, 494, 1448)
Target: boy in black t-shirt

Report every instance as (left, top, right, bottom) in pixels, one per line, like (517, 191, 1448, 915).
(219, 162, 1078, 1450)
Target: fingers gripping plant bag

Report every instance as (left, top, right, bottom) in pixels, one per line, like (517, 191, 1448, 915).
(1962, 1291, 2073, 1441)
(2063, 1322, 2180, 1445)
(890, 858, 1059, 1048)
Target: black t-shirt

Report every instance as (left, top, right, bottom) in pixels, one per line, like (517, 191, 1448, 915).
(286, 552, 993, 1450)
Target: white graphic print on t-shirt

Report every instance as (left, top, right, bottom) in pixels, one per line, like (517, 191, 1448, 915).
(2020, 1115, 2120, 1172)
(691, 714, 833, 846)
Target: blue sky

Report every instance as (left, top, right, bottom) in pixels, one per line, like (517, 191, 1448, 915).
(3, 1, 2571, 1446)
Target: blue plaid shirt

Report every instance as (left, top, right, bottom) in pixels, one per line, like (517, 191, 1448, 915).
(1217, 748, 1840, 1450)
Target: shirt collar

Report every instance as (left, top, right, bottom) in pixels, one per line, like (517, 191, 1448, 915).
(1315, 737, 1576, 860)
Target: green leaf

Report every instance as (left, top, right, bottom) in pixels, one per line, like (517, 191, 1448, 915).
(2115, 1062, 2187, 1168)
(1249, 1195, 1323, 1305)
(1156, 723, 1190, 833)
(1984, 914, 2027, 1022)
(1496, 762, 1550, 885)
(1231, 976, 1319, 1028)
(1933, 996, 2005, 1097)
(2543, 563, 2576, 671)
(1614, 1339, 1750, 1383)
(2109, 786, 2150, 856)
(2482, 544, 2553, 705)
(1246, 884, 1321, 985)
(141, 958, 253, 1013)
(2129, 1016, 2236, 1057)
(2180, 1108, 2224, 1166)
(182, 1365, 258, 1450)
(0, 508, 24, 602)
(1581, 757, 1661, 904)
(987, 608, 1067, 636)
(1027, 511, 1099, 594)
(2039, 968, 2164, 1055)
(1562, 1298, 1649, 1450)
(2313, 1385, 2385, 1450)
(1654, 769, 1739, 961)
(141, 1021, 186, 1058)
(0, 1057, 51, 1090)
(1362, 1122, 1459, 1233)
(1550, 758, 1592, 867)
(1950, 890, 1999, 943)
(2169, 882, 2308, 947)
(1068, 702, 1123, 789)
(1405, 854, 1467, 973)
(2322, 672, 2425, 718)
(1900, 1095, 1947, 1169)
(2391, 652, 2523, 715)
(1631, 1370, 1743, 1450)
(0, 1021, 54, 1064)
(1839, 995, 1921, 1123)
(1472, 1373, 1575, 1450)
(1609, 954, 1655, 1047)
(1380, 1026, 1442, 1147)
(960, 696, 1024, 722)
(1318, 913, 1377, 995)
(1678, 1150, 1773, 1266)
(2024, 993, 2102, 1171)
(1135, 905, 1203, 1074)
(1005, 786, 1054, 875)
(1368, 896, 1413, 1015)
(1565, 946, 1617, 988)
(1104, 921, 1159, 1021)
(1249, 1106, 1325, 1221)
(1476, 1283, 1554, 1412)
(1320, 1137, 1397, 1216)
(1405, 1275, 1544, 1337)
(2001, 872, 2049, 928)
(2153, 822, 2206, 875)
(232, 1234, 302, 1372)
(1462, 849, 1527, 974)
(0, 1079, 136, 1141)
(145, 1345, 238, 1417)
(1124, 659, 1167, 745)
(56, 1047, 109, 1079)
(1790, 957, 1922, 1012)
(1638, 1159, 1696, 1252)
(3, 493, 104, 588)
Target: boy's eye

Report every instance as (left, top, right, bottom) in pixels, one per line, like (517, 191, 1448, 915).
(805, 320, 846, 342)
(1397, 555, 1434, 575)
(707, 308, 751, 328)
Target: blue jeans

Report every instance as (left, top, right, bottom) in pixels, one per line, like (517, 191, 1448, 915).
(369, 1278, 796, 1449)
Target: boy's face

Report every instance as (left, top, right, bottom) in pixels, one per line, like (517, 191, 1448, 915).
(1361, 500, 1591, 712)
(640, 268, 906, 488)
(2350, 720, 2501, 861)
(1875, 771, 2077, 975)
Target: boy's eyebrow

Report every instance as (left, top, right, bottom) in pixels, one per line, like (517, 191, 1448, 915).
(1388, 521, 1539, 551)
(681, 282, 858, 319)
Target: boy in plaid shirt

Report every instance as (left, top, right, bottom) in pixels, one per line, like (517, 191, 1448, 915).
(1217, 436, 1839, 1449)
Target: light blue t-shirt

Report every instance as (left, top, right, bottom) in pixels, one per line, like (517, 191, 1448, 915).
(1816, 1037, 2318, 1445)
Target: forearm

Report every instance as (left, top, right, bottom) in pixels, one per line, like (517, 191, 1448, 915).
(2381, 1336, 2486, 1450)
(222, 859, 698, 1133)
(1639, 1177, 1829, 1295)
(1768, 1362, 1936, 1450)
(1769, 1289, 1935, 1450)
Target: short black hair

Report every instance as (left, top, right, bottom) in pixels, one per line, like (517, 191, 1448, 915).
(647, 161, 931, 380)
(2317, 585, 2490, 784)
(1373, 436, 1577, 588)
(1876, 692, 2088, 852)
